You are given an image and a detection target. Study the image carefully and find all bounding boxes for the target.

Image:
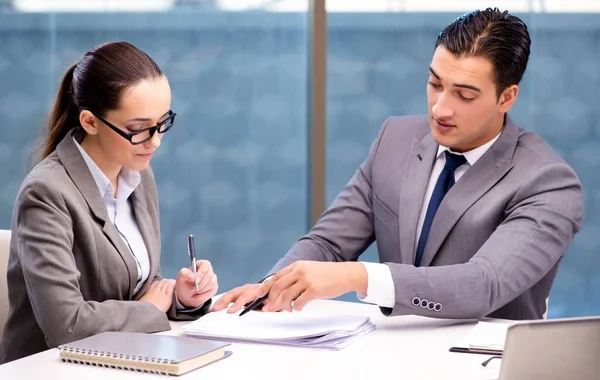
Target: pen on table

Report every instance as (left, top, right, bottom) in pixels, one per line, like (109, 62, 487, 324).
(239, 293, 268, 317)
(187, 234, 199, 292)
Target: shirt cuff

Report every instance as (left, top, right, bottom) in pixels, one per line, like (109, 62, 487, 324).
(174, 291, 206, 312)
(175, 292, 185, 310)
(356, 262, 395, 308)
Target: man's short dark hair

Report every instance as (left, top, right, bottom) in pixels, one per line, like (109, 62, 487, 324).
(435, 7, 531, 98)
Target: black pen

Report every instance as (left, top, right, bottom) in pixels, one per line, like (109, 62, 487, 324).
(239, 293, 268, 317)
(187, 234, 199, 292)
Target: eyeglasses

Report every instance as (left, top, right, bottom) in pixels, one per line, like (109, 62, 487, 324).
(94, 110, 176, 145)
(481, 355, 502, 367)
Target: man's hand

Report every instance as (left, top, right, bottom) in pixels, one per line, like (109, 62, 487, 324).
(258, 261, 367, 312)
(211, 283, 272, 313)
(212, 261, 367, 314)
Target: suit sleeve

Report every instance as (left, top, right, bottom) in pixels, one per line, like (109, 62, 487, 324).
(383, 162, 583, 318)
(16, 180, 171, 348)
(268, 118, 392, 274)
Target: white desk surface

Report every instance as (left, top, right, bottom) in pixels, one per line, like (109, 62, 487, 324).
(0, 299, 504, 380)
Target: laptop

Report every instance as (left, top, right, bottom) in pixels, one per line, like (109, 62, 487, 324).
(497, 316, 600, 380)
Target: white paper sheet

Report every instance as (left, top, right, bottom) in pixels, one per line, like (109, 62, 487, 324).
(183, 309, 376, 350)
(454, 321, 513, 351)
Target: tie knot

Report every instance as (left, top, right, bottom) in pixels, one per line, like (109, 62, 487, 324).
(444, 151, 467, 172)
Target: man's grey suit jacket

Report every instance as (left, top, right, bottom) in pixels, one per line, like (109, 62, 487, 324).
(0, 131, 210, 364)
(271, 115, 583, 320)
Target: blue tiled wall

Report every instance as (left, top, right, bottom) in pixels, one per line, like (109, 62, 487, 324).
(0, 11, 597, 318)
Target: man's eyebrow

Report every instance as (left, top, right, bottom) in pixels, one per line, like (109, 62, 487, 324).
(429, 66, 441, 80)
(454, 83, 482, 93)
(428, 66, 482, 93)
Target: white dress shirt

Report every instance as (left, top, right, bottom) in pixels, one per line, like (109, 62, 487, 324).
(74, 139, 150, 295)
(359, 133, 502, 307)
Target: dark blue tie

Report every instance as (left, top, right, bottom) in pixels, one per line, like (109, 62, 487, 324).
(414, 151, 467, 267)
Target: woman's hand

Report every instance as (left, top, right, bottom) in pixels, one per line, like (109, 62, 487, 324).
(139, 279, 175, 312)
(175, 260, 218, 308)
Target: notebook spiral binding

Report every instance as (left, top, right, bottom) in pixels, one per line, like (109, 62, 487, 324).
(59, 346, 175, 376)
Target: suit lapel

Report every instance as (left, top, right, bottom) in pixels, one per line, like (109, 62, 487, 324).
(131, 186, 158, 298)
(398, 134, 438, 264)
(418, 116, 520, 267)
(56, 130, 139, 296)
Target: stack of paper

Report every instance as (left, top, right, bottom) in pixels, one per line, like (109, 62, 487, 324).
(183, 309, 376, 350)
(450, 321, 513, 355)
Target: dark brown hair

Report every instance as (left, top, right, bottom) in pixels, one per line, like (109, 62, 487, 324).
(41, 41, 163, 159)
(435, 7, 531, 98)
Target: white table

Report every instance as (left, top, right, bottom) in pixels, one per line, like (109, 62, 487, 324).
(0, 299, 504, 380)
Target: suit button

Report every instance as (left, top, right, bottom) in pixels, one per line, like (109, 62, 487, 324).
(412, 297, 421, 306)
(420, 299, 428, 308)
(427, 301, 435, 310)
(434, 303, 442, 312)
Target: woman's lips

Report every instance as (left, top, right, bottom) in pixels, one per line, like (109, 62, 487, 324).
(137, 153, 154, 159)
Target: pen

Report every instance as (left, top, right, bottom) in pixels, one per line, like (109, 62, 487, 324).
(239, 291, 302, 316)
(239, 293, 268, 317)
(187, 234, 199, 292)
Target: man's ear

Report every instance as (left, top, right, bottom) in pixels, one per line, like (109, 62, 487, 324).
(79, 110, 98, 135)
(498, 84, 519, 113)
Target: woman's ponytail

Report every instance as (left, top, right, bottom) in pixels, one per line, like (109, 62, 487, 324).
(41, 63, 79, 159)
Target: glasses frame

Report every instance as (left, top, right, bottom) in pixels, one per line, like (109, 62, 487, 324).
(94, 110, 176, 145)
(481, 355, 502, 367)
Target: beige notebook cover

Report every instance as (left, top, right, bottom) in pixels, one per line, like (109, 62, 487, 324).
(58, 331, 232, 376)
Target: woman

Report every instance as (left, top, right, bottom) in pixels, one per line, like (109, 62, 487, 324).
(0, 41, 218, 363)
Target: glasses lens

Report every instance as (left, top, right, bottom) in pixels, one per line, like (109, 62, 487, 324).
(131, 130, 153, 144)
(158, 116, 175, 134)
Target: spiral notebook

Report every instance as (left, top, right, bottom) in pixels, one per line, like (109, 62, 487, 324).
(58, 331, 232, 376)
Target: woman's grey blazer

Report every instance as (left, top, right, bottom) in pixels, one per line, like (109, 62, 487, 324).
(0, 131, 210, 363)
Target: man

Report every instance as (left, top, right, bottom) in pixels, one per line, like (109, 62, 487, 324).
(213, 8, 583, 320)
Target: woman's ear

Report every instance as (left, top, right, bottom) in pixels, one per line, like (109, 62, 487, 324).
(79, 110, 98, 135)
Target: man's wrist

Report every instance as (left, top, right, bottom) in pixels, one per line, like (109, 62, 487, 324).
(346, 262, 368, 294)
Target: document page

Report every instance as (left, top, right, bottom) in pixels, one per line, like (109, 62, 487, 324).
(183, 309, 376, 350)
(454, 321, 513, 351)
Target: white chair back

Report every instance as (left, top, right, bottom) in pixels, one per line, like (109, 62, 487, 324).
(0, 229, 11, 341)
